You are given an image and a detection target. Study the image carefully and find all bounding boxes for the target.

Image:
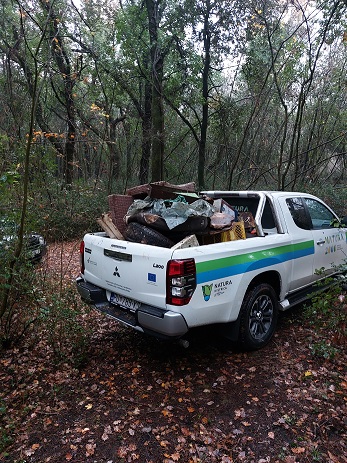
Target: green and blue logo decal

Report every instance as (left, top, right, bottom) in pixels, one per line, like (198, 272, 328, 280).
(202, 284, 213, 301)
(196, 240, 314, 284)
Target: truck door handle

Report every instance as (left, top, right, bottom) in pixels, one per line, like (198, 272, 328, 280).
(316, 239, 325, 246)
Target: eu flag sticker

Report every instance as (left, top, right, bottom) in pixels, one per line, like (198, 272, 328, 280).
(148, 273, 156, 283)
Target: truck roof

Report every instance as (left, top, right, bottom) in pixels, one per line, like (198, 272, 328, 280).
(200, 190, 315, 199)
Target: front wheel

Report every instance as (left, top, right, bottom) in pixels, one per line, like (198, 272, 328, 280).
(238, 283, 278, 350)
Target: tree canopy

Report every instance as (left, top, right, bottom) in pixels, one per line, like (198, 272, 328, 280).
(0, 0, 346, 191)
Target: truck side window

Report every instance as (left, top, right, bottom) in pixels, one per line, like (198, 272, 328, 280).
(303, 198, 336, 229)
(286, 198, 312, 230)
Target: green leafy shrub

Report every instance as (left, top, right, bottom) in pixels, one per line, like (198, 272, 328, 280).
(37, 281, 92, 368)
(0, 256, 41, 348)
(0, 399, 13, 455)
(309, 340, 339, 360)
(1, 261, 92, 368)
(305, 276, 347, 359)
(28, 182, 108, 242)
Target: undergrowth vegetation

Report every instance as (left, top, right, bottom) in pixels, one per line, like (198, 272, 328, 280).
(1, 177, 107, 356)
(38, 282, 93, 368)
(305, 275, 347, 360)
(0, 242, 92, 368)
(28, 182, 108, 242)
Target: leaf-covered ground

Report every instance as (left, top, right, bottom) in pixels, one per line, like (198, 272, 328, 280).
(1, 242, 346, 463)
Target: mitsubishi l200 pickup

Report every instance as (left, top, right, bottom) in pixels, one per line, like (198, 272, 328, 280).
(76, 191, 347, 350)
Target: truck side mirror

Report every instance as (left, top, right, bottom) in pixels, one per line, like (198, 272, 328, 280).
(341, 216, 347, 226)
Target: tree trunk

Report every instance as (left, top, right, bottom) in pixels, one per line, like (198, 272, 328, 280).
(41, 0, 76, 187)
(198, 7, 211, 190)
(151, 75, 164, 181)
(140, 78, 152, 184)
(145, 0, 165, 182)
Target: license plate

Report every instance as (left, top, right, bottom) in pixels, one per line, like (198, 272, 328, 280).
(110, 293, 141, 311)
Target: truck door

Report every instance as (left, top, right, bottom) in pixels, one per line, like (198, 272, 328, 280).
(284, 197, 315, 290)
(303, 197, 347, 280)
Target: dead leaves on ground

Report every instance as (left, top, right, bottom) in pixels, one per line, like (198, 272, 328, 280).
(1, 242, 347, 463)
(4, 346, 345, 463)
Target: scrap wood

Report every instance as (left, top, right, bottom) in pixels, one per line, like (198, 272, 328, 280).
(103, 213, 124, 239)
(96, 217, 113, 237)
(149, 183, 198, 202)
(107, 194, 133, 234)
(97, 213, 124, 240)
(126, 181, 196, 198)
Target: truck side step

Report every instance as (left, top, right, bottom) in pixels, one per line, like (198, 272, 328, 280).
(280, 280, 336, 310)
(291, 285, 317, 304)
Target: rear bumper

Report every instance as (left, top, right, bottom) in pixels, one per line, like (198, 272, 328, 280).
(76, 277, 188, 339)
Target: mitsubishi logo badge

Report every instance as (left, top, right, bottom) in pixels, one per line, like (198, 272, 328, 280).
(113, 266, 120, 277)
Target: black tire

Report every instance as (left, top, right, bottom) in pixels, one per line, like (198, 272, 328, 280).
(124, 222, 174, 248)
(238, 283, 278, 350)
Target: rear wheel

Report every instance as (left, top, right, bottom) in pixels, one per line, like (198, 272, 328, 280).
(238, 283, 278, 350)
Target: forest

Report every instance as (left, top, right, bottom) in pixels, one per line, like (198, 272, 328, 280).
(1, 0, 346, 193)
(0, 1, 346, 461)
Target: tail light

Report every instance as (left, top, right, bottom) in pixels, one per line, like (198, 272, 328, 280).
(166, 259, 196, 306)
(79, 240, 85, 274)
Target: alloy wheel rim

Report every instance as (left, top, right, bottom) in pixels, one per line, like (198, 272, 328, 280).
(248, 294, 274, 341)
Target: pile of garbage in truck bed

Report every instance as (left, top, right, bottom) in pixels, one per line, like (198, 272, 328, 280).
(98, 181, 255, 248)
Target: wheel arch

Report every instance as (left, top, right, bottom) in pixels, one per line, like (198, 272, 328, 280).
(220, 271, 282, 344)
(237, 273, 281, 350)
(246, 270, 281, 299)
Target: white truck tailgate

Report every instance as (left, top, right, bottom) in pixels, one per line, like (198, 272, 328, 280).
(83, 234, 173, 309)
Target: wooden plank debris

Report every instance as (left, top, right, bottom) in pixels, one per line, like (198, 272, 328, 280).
(97, 213, 124, 240)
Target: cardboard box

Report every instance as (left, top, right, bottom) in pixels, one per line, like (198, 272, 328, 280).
(213, 199, 236, 221)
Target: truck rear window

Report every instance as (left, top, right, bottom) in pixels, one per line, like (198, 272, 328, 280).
(224, 197, 276, 231)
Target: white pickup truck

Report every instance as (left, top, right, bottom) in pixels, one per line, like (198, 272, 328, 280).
(76, 191, 347, 350)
